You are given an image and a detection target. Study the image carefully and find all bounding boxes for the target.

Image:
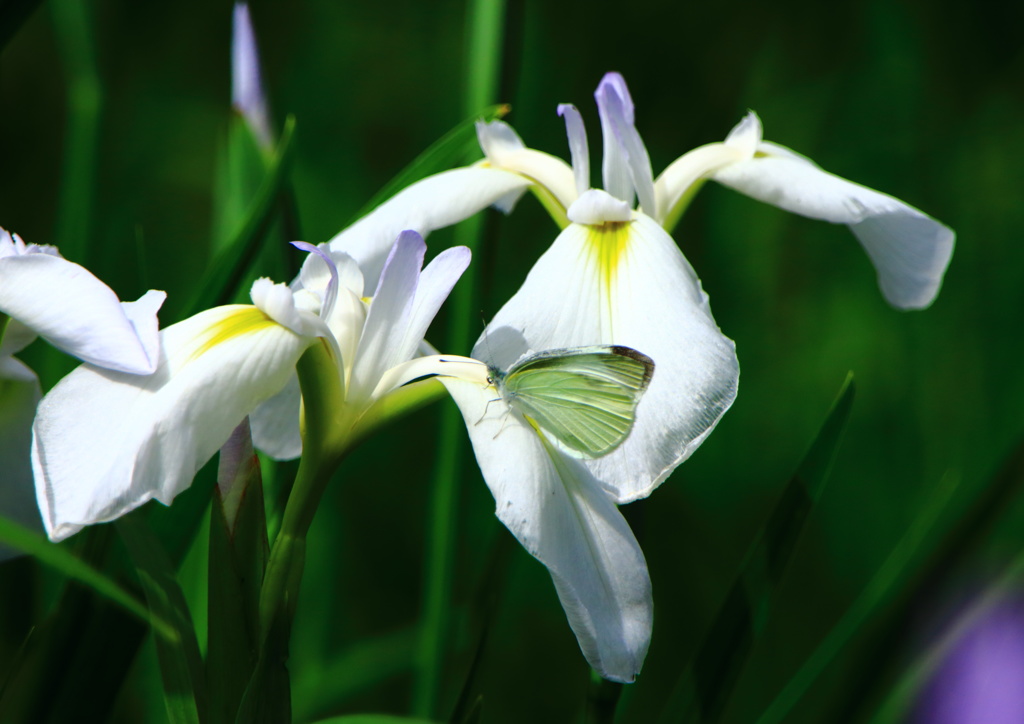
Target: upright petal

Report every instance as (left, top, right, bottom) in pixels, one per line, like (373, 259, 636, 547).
(478, 213, 738, 503)
(0, 253, 164, 374)
(395, 245, 471, 366)
(327, 167, 530, 293)
(712, 140, 954, 309)
(441, 376, 652, 682)
(0, 357, 43, 560)
(594, 73, 656, 215)
(32, 305, 313, 541)
(347, 232, 425, 403)
(558, 104, 591, 197)
(231, 2, 272, 148)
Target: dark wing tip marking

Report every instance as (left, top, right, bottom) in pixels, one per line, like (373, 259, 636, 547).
(609, 345, 655, 390)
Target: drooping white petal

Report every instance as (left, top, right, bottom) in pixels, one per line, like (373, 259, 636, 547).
(476, 120, 579, 211)
(32, 305, 314, 541)
(0, 357, 43, 560)
(0, 318, 36, 359)
(594, 73, 655, 215)
(558, 104, 591, 197)
(327, 167, 531, 294)
(478, 213, 738, 503)
(0, 253, 165, 374)
(440, 376, 652, 682)
(712, 144, 955, 309)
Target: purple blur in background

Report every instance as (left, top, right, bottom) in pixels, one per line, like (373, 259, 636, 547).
(915, 595, 1024, 724)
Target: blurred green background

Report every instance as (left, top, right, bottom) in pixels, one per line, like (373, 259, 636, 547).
(2, 0, 1023, 722)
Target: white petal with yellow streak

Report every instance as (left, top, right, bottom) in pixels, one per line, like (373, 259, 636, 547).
(477, 213, 738, 503)
(32, 305, 314, 541)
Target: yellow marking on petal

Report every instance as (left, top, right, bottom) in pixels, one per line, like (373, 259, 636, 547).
(585, 221, 632, 291)
(187, 306, 279, 364)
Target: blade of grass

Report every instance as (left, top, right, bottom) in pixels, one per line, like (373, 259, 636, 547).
(349, 103, 509, 227)
(292, 626, 420, 723)
(658, 373, 855, 724)
(179, 115, 297, 321)
(117, 514, 208, 724)
(833, 433, 1024, 723)
(753, 471, 961, 724)
(0, 515, 173, 638)
(446, 528, 514, 724)
(412, 0, 507, 717)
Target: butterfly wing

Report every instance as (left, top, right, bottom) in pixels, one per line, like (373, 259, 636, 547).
(503, 346, 654, 458)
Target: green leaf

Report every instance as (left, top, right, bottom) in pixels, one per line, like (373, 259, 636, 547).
(117, 514, 208, 724)
(659, 373, 856, 724)
(0, 515, 173, 638)
(212, 114, 272, 253)
(350, 104, 509, 225)
(753, 471, 960, 724)
(292, 626, 419, 722)
(179, 114, 297, 321)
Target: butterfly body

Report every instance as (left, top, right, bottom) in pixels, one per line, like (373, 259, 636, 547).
(486, 345, 655, 458)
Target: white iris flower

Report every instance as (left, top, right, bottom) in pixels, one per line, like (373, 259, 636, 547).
(0, 228, 164, 552)
(31, 232, 470, 542)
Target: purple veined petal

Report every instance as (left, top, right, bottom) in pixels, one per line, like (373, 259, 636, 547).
(347, 231, 426, 403)
(595, 75, 634, 206)
(0, 252, 165, 375)
(392, 245, 471, 367)
(231, 2, 272, 148)
(0, 356, 44, 561)
(440, 375, 652, 682)
(291, 241, 339, 321)
(32, 304, 313, 542)
(594, 73, 655, 215)
(558, 103, 591, 197)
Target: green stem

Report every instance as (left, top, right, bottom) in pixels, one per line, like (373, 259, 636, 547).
(0, 313, 10, 352)
(258, 343, 348, 640)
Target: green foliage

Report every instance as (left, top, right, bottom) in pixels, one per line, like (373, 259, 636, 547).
(657, 374, 854, 723)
